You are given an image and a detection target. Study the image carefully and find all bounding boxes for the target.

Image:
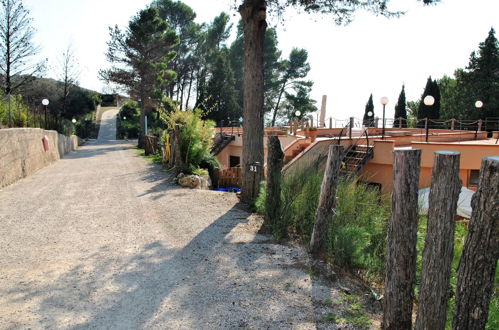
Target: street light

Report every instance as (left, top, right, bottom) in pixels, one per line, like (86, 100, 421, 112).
(295, 110, 301, 118)
(42, 99, 49, 129)
(423, 95, 435, 142)
(475, 100, 483, 109)
(380, 97, 389, 139)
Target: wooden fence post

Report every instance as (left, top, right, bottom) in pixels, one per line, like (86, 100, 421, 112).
(329, 117, 332, 129)
(309, 145, 344, 256)
(453, 156, 499, 330)
(415, 151, 461, 330)
(265, 136, 285, 237)
(383, 149, 421, 330)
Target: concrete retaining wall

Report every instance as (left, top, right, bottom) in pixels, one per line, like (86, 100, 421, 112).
(0, 128, 82, 189)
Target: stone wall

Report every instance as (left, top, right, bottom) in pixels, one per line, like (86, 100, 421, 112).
(0, 128, 82, 189)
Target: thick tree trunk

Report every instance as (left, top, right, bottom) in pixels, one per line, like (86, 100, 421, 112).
(265, 136, 284, 237)
(239, 0, 267, 203)
(415, 151, 461, 330)
(309, 145, 344, 257)
(383, 149, 421, 330)
(453, 156, 499, 330)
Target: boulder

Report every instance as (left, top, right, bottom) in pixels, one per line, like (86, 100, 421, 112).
(178, 174, 211, 190)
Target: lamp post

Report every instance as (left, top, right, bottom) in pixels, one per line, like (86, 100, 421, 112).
(380, 97, 389, 139)
(423, 95, 435, 142)
(42, 99, 49, 129)
(475, 100, 484, 138)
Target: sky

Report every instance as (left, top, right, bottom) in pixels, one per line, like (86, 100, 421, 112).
(23, 0, 499, 122)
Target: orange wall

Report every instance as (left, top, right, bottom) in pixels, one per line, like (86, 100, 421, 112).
(413, 142, 499, 170)
(361, 139, 499, 193)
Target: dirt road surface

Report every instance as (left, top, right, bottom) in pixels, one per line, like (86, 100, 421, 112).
(0, 109, 364, 329)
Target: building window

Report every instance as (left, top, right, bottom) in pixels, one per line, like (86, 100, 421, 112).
(229, 155, 240, 168)
(469, 170, 480, 186)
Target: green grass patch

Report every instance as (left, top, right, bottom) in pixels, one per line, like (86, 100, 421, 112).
(132, 146, 163, 165)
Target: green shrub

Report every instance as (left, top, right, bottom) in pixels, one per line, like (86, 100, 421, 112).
(160, 108, 218, 175)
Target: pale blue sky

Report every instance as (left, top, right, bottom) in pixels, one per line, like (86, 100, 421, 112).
(23, 0, 498, 121)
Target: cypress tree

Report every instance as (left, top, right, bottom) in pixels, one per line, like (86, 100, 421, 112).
(394, 85, 407, 128)
(418, 76, 441, 127)
(430, 79, 441, 120)
(363, 94, 375, 127)
(418, 77, 433, 121)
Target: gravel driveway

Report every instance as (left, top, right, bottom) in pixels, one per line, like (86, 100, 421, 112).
(0, 110, 370, 329)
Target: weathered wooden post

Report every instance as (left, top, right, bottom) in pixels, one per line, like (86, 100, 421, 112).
(383, 149, 421, 330)
(453, 156, 499, 330)
(451, 119, 456, 131)
(265, 136, 285, 237)
(329, 117, 332, 129)
(309, 145, 344, 256)
(415, 151, 461, 330)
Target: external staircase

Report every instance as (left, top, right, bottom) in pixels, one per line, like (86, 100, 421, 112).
(211, 133, 235, 155)
(340, 144, 374, 177)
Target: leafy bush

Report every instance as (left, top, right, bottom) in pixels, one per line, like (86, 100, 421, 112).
(160, 108, 218, 174)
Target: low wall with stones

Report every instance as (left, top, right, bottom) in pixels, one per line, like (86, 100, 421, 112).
(0, 128, 82, 189)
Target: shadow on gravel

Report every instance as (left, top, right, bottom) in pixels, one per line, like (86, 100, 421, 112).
(1, 202, 336, 328)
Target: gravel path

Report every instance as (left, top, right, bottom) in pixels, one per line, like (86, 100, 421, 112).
(0, 110, 367, 329)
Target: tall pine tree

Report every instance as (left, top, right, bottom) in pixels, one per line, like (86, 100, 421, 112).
(363, 94, 375, 127)
(394, 85, 407, 128)
(464, 27, 499, 119)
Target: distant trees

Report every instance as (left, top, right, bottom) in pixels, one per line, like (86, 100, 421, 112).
(100, 7, 179, 147)
(0, 0, 45, 96)
(394, 85, 407, 127)
(363, 94, 374, 127)
(438, 28, 498, 120)
(0, 0, 45, 126)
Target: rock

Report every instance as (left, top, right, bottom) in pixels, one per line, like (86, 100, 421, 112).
(178, 174, 211, 190)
